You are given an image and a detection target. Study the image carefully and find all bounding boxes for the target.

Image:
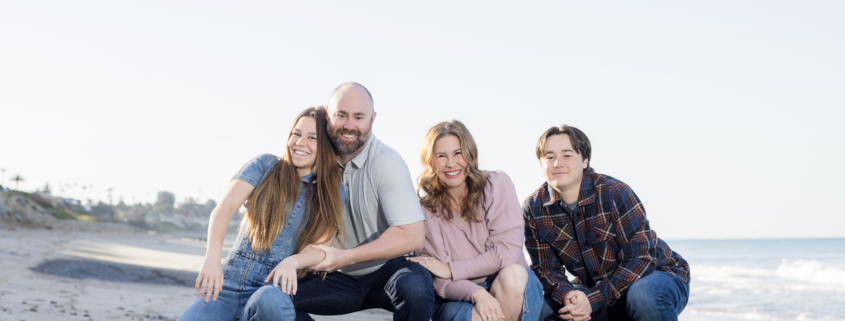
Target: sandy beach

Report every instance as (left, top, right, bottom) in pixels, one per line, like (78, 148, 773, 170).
(0, 221, 727, 321)
(0, 221, 394, 321)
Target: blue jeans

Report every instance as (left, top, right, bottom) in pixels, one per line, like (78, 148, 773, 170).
(292, 256, 435, 321)
(180, 202, 307, 321)
(179, 263, 296, 321)
(433, 266, 543, 321)
(539, 271, 689, 321)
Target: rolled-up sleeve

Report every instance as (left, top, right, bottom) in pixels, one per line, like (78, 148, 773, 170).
(232, 154, 278, 188)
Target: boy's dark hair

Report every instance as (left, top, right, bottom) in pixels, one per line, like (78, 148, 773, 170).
(535, 125, 594, 174)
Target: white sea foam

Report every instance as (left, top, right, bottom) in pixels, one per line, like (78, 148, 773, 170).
(684, 308, 845, 321)
(694, 259, 845, 287)
(687, 259, 845, 320)
(775, 259, 845, 285)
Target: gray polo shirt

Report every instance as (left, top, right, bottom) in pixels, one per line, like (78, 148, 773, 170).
(334, 133, 425, 275)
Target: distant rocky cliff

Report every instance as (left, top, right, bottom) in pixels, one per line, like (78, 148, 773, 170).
(0, 190, 57, 229)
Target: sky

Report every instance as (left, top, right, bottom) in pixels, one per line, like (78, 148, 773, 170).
(1, 1, 843, 239)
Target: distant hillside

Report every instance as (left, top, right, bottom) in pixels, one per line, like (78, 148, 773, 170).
(0, 189, 235, 232)
(0, 190, 59, 229)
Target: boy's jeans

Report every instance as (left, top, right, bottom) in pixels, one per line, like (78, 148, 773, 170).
(539, 271, 690, 321)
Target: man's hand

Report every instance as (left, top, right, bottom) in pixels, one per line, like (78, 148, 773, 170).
(405, 256, 451, 279)
(558, 290, 592, 321)
(309, 244, 354, 272)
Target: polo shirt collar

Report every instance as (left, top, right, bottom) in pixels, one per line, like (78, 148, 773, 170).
(347, 133, 376, 169)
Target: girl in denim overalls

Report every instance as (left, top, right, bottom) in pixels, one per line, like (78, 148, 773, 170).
(180, 107, 344, 321)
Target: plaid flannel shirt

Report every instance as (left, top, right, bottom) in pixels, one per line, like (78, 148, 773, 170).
(523, 172, 690, 312)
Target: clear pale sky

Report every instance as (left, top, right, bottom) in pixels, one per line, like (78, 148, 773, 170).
(2, 1, 843, 239)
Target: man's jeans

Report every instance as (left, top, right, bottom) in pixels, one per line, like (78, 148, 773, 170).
(292, 256, 435, 321)
(539, 271, 690, 321)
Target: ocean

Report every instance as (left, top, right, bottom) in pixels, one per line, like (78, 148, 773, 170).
(671, 238, 845, 320)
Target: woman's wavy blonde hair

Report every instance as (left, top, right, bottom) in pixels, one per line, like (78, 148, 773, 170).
(417, 120, 488, 222)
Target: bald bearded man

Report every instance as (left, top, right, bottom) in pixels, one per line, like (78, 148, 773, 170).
(284, 83, 434, 321)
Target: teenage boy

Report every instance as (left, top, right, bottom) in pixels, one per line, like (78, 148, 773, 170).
(524, 125, 690, 321)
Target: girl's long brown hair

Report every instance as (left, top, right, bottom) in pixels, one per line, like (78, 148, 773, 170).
(417, 120, 488, 222)
(242, 107, 344, 277)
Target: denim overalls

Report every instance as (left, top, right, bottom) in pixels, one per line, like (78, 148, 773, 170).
(181, 154, 337, 321)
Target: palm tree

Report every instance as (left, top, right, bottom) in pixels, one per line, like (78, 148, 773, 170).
(11, 174, 24, 190)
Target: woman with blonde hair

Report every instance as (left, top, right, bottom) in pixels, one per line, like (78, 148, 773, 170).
(408, 120, 543, 321)
(180, 107, 344, 321)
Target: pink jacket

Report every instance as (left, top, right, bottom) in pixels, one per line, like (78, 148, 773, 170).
(418, 171, 529, 301)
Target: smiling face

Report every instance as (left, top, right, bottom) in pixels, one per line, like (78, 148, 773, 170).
(540, 133, 589, 196)
(288, 116, 318, 177)
(326, 84, 375, 161)
(433, 135, 468, 192)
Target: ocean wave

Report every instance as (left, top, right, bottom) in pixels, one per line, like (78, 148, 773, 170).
(693, 259, 845, 286)
(775, 259, 845, 285)
(684, 308, 845, 321)
(688, 259, 845, 320)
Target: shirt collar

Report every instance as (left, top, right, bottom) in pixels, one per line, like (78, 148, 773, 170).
(347, 133, 376, 169)
(541, 174, 596, 207)
(578, 174, 596, 206)
(300, 172, 317, 183)
(542, 183, 561, 207)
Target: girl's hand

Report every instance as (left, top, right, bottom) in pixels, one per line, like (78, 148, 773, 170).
(406, 255, 452, 279)
(265, 257, 299, 295)
(195, 256, 224, 302)
(472, 289, 505, 321)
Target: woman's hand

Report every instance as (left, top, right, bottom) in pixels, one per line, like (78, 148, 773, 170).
(195, 256, 224, 302)
(265, 256, 300, 295)
(406, 255, 452, 279)
(472, 289, 505, 321)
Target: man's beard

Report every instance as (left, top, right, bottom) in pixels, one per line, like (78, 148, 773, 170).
(328, 126, 370, 156)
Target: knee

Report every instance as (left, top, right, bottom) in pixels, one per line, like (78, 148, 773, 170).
(245, 286, 293, 320)
(495, 264, 528, 296)
(255, 286, 293, 306)
(392, 263, 434, 300)
(625, 279, 660, 316)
